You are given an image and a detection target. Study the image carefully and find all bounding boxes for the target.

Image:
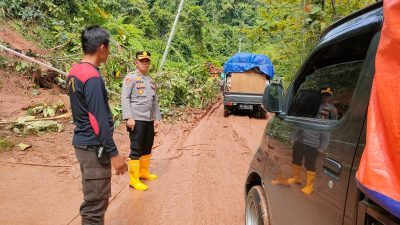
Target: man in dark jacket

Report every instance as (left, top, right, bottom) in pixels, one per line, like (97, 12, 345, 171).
(66, 25, 128, 224)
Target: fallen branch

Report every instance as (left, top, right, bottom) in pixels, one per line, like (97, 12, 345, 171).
(167, 150, 183, 160)
(152, 144, 162, 149)
(152, 148, 187, 161)
(164, 122, 175, 137)
(180, 148, 215, 152)
(179, 143, 208, 149)
(0, 113, 71, 125)
(49, 40, 71, 51)
(0, 160, 72, 168)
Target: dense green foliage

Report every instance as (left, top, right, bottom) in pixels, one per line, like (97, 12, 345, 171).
(0, 0, 376, 119)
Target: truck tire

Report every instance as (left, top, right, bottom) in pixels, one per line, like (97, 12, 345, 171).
(252, 109, 267, 119)
(260, 109, 267, 119)
(224, 110, 230, 117)
(224, 106, 231, 117)
(245, 186, 270, 225)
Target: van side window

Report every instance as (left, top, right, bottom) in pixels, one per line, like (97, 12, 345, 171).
(287, 31, 375, 120)
(288, 61, 363, 119)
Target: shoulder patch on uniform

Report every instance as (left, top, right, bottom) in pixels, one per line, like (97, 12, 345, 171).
(125, 77, 132, 85)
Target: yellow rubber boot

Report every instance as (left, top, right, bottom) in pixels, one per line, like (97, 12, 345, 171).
(271, 172, 289, 186)
(129, 160, 148, 191)
(139, 154, 158, 180)
(287, 164, 302, 185)
(301, 171, 316, 195)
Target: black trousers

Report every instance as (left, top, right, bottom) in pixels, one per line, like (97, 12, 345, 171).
(292, 141, 319, 172)
(128, 120, 155, 160)
(75, 146, 111, 225)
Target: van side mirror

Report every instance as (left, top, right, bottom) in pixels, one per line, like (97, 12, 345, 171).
(262, 82, 283, 113)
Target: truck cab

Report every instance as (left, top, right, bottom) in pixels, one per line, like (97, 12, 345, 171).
(244, 2, 400, 225)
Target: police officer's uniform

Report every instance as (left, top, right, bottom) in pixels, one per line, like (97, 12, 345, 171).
(121, 51, 161, 191)
(121, 70, 162, 158)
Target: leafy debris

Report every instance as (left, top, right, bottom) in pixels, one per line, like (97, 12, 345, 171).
(25, 101, 67, 118)
(9, 116, 64, 135)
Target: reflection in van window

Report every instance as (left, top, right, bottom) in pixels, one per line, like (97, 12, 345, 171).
(289, 61, 363, 119)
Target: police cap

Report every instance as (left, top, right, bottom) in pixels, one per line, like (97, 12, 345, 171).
(320, 87, 333, 95)
(136, 51, 151, 60)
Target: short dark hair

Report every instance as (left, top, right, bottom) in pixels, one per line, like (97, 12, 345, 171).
(81, 25, 110, 54)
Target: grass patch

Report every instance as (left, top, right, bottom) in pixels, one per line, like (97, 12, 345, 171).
(0, 138, 14, 152)
(0, 54, 7, 69)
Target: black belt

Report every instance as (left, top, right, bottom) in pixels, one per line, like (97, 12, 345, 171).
(74, 145, 100, 152)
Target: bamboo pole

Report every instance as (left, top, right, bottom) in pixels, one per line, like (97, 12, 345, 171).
(0, 44, 120, 96)
(159, 0, 185, 71)
(0, 44, 68, 76)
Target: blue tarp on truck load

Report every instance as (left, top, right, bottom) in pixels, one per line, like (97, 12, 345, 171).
(223, 53, 275, 79)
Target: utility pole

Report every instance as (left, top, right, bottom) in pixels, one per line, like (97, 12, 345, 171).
(159, 0, 185, 71)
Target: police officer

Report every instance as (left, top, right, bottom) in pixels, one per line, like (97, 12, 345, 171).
(67, 25, 128, 224)
(317, 87, 338, 120)
(286, 87, 338, 194)
(121, 51, 161, 191)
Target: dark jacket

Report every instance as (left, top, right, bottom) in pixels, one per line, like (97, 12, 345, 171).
(66, 62, 118, 157)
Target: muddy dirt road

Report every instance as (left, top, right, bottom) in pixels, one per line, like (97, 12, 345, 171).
(101, 105, 268, 225)
(0, 103, 267, 225)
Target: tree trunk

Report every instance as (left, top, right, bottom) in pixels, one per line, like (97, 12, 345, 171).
(331, 0, 337, 20)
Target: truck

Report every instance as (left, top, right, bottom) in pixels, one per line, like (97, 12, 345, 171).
(222, 53, 274, 118)
(244, 2, 400, 225)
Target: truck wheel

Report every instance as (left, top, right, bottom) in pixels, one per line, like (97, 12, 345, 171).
(224, 110, 230, 117)
(260, 109, 267, 119)
(224, 106, 231, 117)
(245, 186, 270, 225)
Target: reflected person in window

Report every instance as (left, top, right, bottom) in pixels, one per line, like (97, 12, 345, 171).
(317, 87, 338, 120)
(287, 87, 338, 195)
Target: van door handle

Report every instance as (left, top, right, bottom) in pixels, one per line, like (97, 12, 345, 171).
(323, 157, 342, 180)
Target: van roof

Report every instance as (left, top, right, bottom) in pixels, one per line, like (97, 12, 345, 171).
(321, 1, 383, 40)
